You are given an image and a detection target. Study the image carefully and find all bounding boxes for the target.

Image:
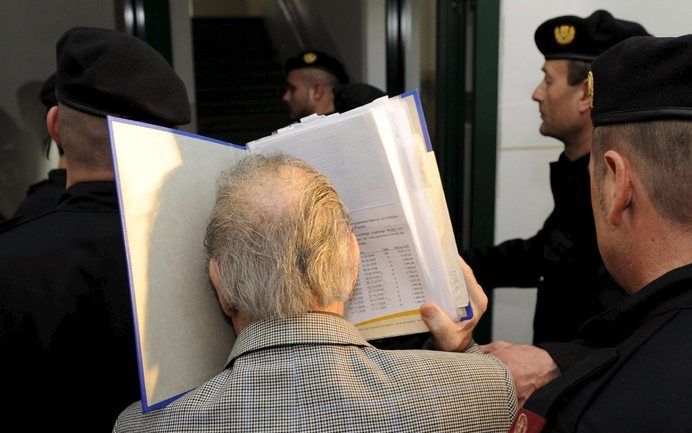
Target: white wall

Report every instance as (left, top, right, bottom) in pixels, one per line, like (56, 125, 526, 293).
(302, 0, 365, 82)
(0, 0, 116, 219)
(364, 0, 386, 90)
(493, 0, 692, 343)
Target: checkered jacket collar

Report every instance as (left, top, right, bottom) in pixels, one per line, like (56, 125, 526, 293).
(226, 312, 372, 368)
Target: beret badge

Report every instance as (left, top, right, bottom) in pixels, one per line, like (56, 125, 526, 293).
(587, 70, 595, 109)
(554, 25, 576, 45)
(303, 52, 317, 64)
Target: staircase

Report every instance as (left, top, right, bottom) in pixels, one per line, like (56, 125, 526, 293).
(193, 17, 290, 145)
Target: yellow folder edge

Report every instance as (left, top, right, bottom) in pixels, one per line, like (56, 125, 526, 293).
(355, 309, 420, 327)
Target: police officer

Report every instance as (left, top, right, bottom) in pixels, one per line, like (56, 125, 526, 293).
(0, 27, 190, 430)
(282, 50, 349, 120)
(9, 74, 67, 221)
(463, 11, 649, 344)
(507, 33, 692, 433)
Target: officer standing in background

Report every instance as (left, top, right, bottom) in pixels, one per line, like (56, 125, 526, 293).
(463, 11, 649, 345)
(508, 33, 692, 433)
(9, 74, 67, 221)
(282, 50, 349, 120)
(0, 27, 190, 430)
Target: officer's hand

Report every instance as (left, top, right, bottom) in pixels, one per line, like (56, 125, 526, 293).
(480, 341, 560, 406)
(420, 257, 487, 352)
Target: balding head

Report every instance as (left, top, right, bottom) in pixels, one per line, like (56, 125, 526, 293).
(204, 154, 358, 322)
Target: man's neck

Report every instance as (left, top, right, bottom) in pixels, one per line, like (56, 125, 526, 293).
(315, 98, 335, 116)
(562, 129, 592, 161)
(65, 168, 114, 188)
(316, 302, 345, 316)
(620, 221, 692, 295)
(232, 301, 346, 335)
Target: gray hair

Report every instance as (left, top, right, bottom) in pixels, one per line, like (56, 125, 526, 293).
(204, 153, 357, 320)
(592, 120, 692, 225)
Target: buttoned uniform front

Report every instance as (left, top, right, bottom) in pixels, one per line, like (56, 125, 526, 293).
(0, 181, 138, 431)
(463, 153, 626, 344)
(115, 313, 518, 432)
(515, 264, 692, 433)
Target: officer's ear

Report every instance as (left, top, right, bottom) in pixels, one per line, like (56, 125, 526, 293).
(311, 82, 327, 101)
(602, 149, 633, 226)
(46, 106, 62, 146)
(577, 79, 591, 114)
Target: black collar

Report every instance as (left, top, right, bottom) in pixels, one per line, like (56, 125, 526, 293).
(58, 181, 119, 210)
(580, 263, 692, 344)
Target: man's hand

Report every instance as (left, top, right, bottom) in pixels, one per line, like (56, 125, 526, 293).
(480, 341, 560, 406)
(420, 258, 488, 352)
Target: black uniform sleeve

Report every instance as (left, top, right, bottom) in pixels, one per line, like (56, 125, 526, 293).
(463, 224, 549, 291)
(538, 339, 597, 372)
(461, 210, 558, 290)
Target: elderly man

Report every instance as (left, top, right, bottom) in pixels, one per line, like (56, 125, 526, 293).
(463, 11, 649, 345)
(461, 35, 692, 433)
(0, 27, 190, 430)
(114, 154, 517, 432)
(282, 50, 349, 120)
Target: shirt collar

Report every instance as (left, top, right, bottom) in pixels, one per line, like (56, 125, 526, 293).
(580, 263, 692, 343)
(57, 181, 118, 209)
(226, 312, 371, 368)
(47, 168, 67, 186)
(553, 151, 590, 171)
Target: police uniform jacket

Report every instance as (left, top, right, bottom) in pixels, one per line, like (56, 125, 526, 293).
(514, 263, 692, 433)
(0, 181, 138, 431)
(10, 168, 66, 220)
(115, 313, 518, 433)
(463, 153, 626, 344)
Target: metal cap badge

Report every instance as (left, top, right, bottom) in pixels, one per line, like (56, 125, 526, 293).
(554, 25, 576, 45)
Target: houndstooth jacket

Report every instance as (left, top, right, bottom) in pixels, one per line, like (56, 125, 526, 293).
(114, 313, 517, 432)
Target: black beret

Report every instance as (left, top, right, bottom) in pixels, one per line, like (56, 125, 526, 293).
(40, 74, 57, 109)
(589, 34, 692, 126)
(56, 27, 190, 125)
(285, 50, 349, 84)
(535, 10, 649, 62)
(333, 83, 386, 113)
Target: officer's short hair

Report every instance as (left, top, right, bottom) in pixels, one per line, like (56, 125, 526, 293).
(589, 34, 692, 225)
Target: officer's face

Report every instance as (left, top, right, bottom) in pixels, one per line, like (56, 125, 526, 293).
(532, 60, 585, 141)
(283, 70, 314, 121)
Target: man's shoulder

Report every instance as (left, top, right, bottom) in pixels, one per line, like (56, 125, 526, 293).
(564, 306, 692, 432)
(114, 346, 517, 432)
(370, 345, 511, 376)
(0, 205, 119, 253)
(622, 303, 692, 366)
(0, 210, 61, 252)
(376, 347, 515, 395)
(113, 369, 233, 432)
